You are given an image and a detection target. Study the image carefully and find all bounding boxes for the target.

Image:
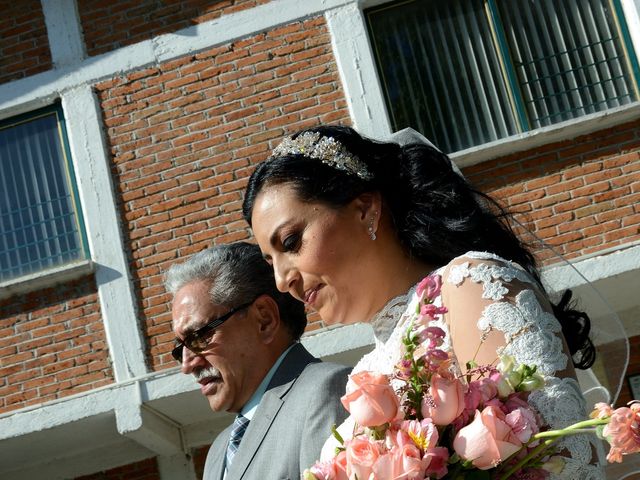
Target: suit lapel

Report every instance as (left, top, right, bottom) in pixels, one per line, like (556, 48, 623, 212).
(227, 344, 319, 479)
(211, 444, 226, 480)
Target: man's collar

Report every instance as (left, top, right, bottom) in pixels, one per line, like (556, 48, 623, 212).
(239, 343, 296, 420)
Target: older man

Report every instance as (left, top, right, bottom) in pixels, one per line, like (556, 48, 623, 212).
(165, 242, 350, 480)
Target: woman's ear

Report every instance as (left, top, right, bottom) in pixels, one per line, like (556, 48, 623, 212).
(351, 192, 382, 240)
(352, 192, 382, 221)
(250, 294, 281, 344)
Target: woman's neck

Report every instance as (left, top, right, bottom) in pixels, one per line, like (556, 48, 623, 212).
(362, 247, 435, 323)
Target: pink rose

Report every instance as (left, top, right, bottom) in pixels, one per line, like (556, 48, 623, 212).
(334, 451, 348, 480)
(372, 444, 425, 480)
(421, 374, 465, 425)
(306, 452, 349, 480)
(424, 446, 449, 479)
(341, 371, 400, 427)
(345, 436, 382, 480)
(305, 461, 335, 480)
(453, 406, 523, 469)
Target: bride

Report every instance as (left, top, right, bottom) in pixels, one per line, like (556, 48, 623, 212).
(242, 125, 604, 478)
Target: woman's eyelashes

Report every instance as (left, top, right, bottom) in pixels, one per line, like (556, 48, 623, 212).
(281, 232, 301, 252)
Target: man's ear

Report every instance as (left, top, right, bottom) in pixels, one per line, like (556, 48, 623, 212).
(251, 294, 281, 344)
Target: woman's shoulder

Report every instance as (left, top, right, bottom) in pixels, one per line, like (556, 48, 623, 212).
(433, 251, 539, 303)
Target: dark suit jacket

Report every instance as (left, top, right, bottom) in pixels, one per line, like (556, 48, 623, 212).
(203, 343, 350, 480)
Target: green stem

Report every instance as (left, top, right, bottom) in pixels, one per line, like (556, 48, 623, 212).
(498, 439, 556, 480)
(534, 428, 597, 439)
(498, 417, 609, 479)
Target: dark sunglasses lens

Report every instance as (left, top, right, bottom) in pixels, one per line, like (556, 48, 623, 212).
(172, 344, 183, 362)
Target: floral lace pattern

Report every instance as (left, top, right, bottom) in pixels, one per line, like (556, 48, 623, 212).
(447, 252, 535, 301)
(477, 289, 567, 376)
(347, 251, 604, 479)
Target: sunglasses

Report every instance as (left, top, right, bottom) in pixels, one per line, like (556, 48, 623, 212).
(171, 300, 254, 362)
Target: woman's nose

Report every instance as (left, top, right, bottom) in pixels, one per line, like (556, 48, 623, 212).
(273, 258, 300, 294)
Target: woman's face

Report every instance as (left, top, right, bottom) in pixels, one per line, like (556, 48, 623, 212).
(251, 183, 376, 325)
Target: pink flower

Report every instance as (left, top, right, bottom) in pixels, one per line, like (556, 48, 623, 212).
(341, 371, 400, 427)
(372, 444, 426, 480)
(334, 451, 349, 480)
(453, 406, 523, 469)
(418, 326, 446, 348)
(416, 275, 443, 301)
(603, 401, 640, 463)
(305, 452, 349, 480)
(418, 303, 448, 321)
(590, 402, 614, 420)
(402, 418, 439, 451)
(421, 374, 465, 425)
(466, 377, 499, 411)
(423, 446, 449, 479)
(345, 436, 382, 480)
(504, 406, 539, 443)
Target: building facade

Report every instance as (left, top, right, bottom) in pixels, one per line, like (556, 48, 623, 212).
(0, 0, 639, 478)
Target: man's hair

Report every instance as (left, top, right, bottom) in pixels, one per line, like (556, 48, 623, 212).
(164, 242, 307, 340)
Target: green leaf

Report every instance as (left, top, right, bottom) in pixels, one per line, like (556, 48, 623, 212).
(331, 424, 344, 445)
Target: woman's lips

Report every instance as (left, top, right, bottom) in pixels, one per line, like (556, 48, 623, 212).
(304, 285, 322, 306)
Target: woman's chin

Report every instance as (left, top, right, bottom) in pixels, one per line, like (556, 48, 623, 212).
(320, 309, 361, 327)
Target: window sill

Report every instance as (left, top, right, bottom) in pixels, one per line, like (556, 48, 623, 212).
(451, 101, 640, 169)
(0, 260, 95, 300)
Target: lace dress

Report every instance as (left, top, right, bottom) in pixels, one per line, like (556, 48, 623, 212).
(328, 251, 605, 479)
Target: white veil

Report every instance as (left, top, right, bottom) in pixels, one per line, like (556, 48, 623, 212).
(388, 127, 630, 405)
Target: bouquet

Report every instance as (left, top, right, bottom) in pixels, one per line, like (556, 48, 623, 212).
(304, 274, 640, 479)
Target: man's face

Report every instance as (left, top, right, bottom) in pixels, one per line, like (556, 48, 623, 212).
(172, 280, 263, 412)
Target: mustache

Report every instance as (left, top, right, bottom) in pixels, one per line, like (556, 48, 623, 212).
(193, 366, 221, 381)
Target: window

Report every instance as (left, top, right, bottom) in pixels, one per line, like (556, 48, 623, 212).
(0, 104, 88, 282)
(366, 0, 640, 153)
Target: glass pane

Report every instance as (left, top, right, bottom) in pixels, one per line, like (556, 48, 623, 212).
(366, 0, 519, 153)
(0, 109, 85, 282)
(499, 0, 637, 128)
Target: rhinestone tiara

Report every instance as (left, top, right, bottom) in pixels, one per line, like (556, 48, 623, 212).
(269, 131, 373, 180)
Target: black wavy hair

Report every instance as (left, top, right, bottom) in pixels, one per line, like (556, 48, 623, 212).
(242, 126, 594, 368)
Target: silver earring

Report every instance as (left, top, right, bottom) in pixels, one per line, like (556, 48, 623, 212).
(368, 212, 377, 241)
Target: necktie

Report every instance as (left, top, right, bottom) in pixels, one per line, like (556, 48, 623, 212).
(226, 414, 250, 468)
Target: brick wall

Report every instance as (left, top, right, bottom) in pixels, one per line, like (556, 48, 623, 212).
(95, 16, 350, 370)
(75, 457, 159, 480)
(0, 275, 113, 414)
(463, 120, 640, 265)
(78, 0, 271, 57)
(0, 0, 52, 85)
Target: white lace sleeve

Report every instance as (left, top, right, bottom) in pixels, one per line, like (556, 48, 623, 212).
(442, 251, 605, 480)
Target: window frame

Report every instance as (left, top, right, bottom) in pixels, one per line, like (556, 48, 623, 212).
(0, 102, 91, 287)
(363, 0, 640, 153)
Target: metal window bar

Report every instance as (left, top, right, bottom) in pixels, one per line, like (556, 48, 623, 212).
(524, 74, 629, 103)
(498, 0, 637, 129)
(520, 55, 624, 86)
(535, 93, 633, 122)
(514, 38, 617, 68)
